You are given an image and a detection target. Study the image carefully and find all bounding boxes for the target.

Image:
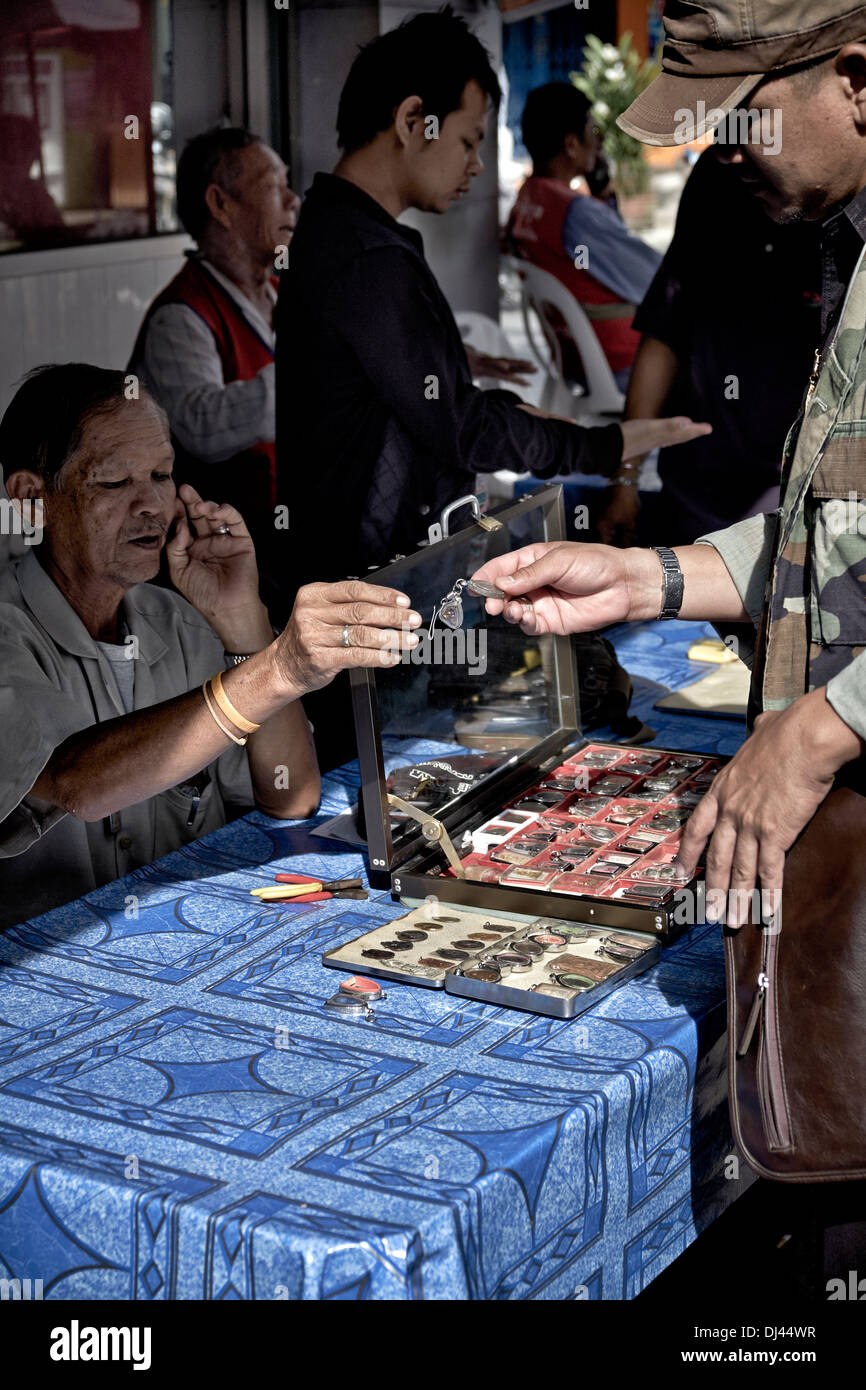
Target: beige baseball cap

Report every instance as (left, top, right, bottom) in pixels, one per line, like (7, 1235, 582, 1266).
(619, 0, 866, 146)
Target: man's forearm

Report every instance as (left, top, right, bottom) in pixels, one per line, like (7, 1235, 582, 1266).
(462, 392, 623, 479)
(624, 336, 679, 422)
(193, 601, 321, 820)
(31, 644, 302, 822)
(247, 698, 321, 819)
(623, 544, 750, 623)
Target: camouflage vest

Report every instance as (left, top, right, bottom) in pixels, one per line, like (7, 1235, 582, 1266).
(751, 241, 866, 716)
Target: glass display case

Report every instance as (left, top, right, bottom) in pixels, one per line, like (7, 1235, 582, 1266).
(351, 486, 722, 939)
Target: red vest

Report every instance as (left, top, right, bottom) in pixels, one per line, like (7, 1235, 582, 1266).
(131, 257, 277, 526)
(508, 176, 641, 376)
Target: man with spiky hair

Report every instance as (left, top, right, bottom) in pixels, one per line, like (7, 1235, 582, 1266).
(277, 6, 708, 768)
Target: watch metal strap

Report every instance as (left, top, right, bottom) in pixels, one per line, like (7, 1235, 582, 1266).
(651, 546, 685, 621)
(225, 629, 280, 665)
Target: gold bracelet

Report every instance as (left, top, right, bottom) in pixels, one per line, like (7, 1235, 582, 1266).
(202, 678, 247, 746)
(212, 669, 261, 734)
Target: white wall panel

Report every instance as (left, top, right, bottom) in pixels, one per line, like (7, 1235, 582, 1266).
(0, 234, 191, 412)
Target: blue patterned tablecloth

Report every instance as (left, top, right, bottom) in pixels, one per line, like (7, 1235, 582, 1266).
(0, 621, 753, 1300)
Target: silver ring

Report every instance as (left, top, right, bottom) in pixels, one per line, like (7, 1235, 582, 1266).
(216, 523, 231, 535)
(341, 625, 351, 648)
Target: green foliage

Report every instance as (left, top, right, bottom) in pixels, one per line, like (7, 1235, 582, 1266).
(572, 33, 660, 197)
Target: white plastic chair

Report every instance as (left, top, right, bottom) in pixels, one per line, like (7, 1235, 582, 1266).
(502, 254, 625, 420)
(453, 310, 534, 399)
(452, 309, 537, 503)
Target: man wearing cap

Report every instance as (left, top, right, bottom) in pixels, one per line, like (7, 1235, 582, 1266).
(470, 0, 866, 931)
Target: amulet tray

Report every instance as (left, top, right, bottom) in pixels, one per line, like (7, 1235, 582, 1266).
(322, 903, 660, 1019)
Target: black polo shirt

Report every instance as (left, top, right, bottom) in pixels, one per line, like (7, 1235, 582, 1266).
(275, 173, 622, 593)
(634, 150, 823, 544)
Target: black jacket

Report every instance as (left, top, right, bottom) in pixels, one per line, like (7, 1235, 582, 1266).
(276, 173, 622, 591)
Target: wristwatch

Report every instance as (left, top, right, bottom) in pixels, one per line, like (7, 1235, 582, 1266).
(611, 462, 641, 489)
(651, 546, 685, 621)
(224, 627, 282, 665)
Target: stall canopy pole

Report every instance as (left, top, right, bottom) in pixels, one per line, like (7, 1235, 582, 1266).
(23, 29, 47, 185)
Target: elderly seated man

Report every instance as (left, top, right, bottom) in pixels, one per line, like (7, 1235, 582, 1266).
(0, 364, 421, 930)
(130, 127, 300, 614)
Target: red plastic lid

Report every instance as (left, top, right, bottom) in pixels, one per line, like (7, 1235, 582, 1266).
(340, 976, 382, 995)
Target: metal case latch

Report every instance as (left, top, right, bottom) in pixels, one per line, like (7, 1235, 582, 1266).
(386, 794, 466, 879)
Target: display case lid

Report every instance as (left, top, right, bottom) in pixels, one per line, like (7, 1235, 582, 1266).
(350, 486, 582, 875)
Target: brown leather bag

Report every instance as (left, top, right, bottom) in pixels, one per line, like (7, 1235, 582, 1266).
(726, 783, 866, 1181)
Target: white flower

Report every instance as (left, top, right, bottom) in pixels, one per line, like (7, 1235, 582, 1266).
(600, 44, 620, 63)
(594, 101, 610, 120)
(605, 63, 626, 83)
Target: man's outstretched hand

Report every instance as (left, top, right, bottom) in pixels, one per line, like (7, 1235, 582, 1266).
(620, 416, 712, 460)
(469, 540, 635, 635)
(514, 408, 712, 459)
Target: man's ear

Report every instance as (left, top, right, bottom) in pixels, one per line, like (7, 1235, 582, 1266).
(5, 469, 47, 505)
(5, 469, 48, 533)
(563, 133, 584, 163)
(394, 94, 425, 149)
(838, 43, 866, 127)
(203, 182, 233, 231)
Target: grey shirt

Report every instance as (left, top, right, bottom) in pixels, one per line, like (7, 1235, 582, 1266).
(0, 552, 255, 930)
